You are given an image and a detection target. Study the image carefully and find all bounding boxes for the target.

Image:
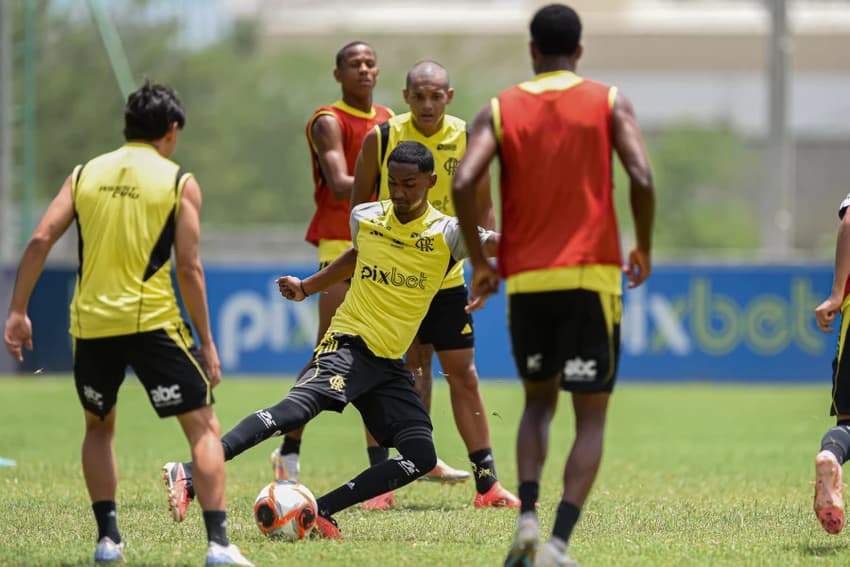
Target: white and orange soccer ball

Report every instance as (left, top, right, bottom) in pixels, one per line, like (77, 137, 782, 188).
(253, 480, 318, 540)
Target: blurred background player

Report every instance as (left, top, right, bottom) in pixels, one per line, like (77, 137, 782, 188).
(2, 82, 252, 566)
(271, 41, 394, 482)
(453, 4, 656, 566)
(350, 60, 518, 511)
(162, 142, 499, 538)
(812, 191, 850, 535)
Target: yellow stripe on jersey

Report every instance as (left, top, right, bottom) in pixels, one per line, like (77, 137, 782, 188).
(70, 143, 186, 338)
(375, 112, 468, 289)
(331, 99, 379, 120)
(505, 265, 622, 296)
(318, 239, 352, 265)
(518, 70, 584, 94)
(599, 292, 622, 384)
(491, 98, 503, 145)
(165, 323, 211, 405)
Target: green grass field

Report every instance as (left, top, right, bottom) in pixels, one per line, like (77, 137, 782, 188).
(0, 376, 846, 566)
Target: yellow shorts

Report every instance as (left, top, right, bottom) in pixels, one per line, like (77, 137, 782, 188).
(318, 239, 352, 269)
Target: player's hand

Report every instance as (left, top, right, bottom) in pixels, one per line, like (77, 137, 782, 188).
(467, 261, 499, 313)
(276, 276, 306, 301)
(623, 248, 651, 288)
(816, 295, 844, 333)
(199, 341, 222, 388)
(4, 311, 33, 363)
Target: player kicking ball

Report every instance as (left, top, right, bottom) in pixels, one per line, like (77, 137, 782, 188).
(162, 141, 499, 537)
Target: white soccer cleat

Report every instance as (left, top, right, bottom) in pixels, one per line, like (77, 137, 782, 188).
(204, 542, 254, 566)
(418, 457, 471, 484)
(270, 448, 300, 482)
(814, 450, 846, 534)
(535, 539, 578, 567)
(504, 512, 539, 566)
(94, 536, 125, 564)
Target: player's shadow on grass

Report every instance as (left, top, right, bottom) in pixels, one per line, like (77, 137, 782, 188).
(796, 542, 850, 557)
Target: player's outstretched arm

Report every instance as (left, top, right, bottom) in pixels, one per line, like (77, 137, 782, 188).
(277, 247, 358, 301)
(4, 174, 75, 362)
(612, 91, 655, 288)
(174, 176, 221, 386)
(350, 128, 380, 208)
(312, 114, 353, 200)
(816, 211, 850, 333)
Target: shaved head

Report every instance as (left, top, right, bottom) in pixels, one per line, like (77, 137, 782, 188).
(405, 60, 450, 90)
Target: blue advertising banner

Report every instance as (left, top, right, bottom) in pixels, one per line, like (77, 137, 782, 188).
(22, 264, 837, 382)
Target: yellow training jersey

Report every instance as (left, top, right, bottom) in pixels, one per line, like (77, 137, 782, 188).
(327, 200, 492, 359)
(374, 112, 468, 288)
(69, 143, 192, 338)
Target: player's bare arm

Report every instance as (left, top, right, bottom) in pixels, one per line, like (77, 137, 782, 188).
(475, 169, 496, 231)
(612, 91, 655, 289)
(816, 212, 850, 332)
(453, 102, 500, 300)
(312, 114, 353, 200)
(4, 174, 75, 362)
(174, 176, 221, 386)
(350, 128, 380, 208)
(277, 247, 358, 302)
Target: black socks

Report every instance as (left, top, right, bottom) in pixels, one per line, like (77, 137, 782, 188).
(203, 510, 229, 547)
(469, 448, 498, 493)
(518, 481, 539, 514)
(92, 501, 121, 544)
(551, 501, 581, 544)
(367, 446, 390, 466)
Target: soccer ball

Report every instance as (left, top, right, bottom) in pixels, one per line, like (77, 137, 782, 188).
(253, 480, 318, 540)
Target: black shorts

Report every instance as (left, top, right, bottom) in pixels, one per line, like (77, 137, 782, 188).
(293, 334, 432, 447)
(73, 323, 213, 419)
(509, 289, 622, 393)
(417, 285, 474, 351)
(830, 311, 850, 415)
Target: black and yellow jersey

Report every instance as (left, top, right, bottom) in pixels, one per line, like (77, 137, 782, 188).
(69, 143, 191, 338)
(326, 200, 491, 359)
(374, 112, 468, 288)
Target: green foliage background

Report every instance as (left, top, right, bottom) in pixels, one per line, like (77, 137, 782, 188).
(11, 2, 758, 253)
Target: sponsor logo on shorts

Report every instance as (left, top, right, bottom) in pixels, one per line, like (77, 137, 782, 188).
(360, 265, 427, 289)
(563, 357, 598, 382)
(526, 353, 542, 373)
(83, 385, 104, 409)
(150, 384, 183, 407)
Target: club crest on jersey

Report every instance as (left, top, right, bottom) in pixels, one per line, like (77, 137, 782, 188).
(443, 157, 459, 176)
(415, 236, 434, 252)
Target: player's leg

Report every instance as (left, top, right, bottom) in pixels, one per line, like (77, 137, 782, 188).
(815, 305, 850, 534)
(274, 277, 350, 481)
(315, 358, 436, 535)
(131, 326, 252, 565)
(74, 336, 126, 563)
(537, 290, 620, 566)
(436, 345, 517, 505)
(413, 288, 474, 485)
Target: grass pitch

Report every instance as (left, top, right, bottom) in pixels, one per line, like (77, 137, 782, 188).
(0, 376, 845, 566)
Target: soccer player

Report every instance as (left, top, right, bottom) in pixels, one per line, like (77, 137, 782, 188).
(453, 4, 656, 566)
(349, 60, 518, 510)
(162, 141, 499, 539)
(271, 41, 394, 483)
(2, 82, 252, 566)
(813, 192, 850, 535)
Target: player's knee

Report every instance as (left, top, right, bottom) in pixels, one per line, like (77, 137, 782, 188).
(396, 431, 437, 474)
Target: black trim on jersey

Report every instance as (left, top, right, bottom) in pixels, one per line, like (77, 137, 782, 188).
(74, 214, 83, 336)
(375, 122, 391, 193)
(445, 256, 459, 277)
(142, 168, 184, 282)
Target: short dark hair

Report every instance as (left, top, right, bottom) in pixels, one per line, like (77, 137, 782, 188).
(387, 141, 434, 174)
(530, 4, 582, 57)
(123, 81, 186, 141)
(335, 41, 373, 68)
